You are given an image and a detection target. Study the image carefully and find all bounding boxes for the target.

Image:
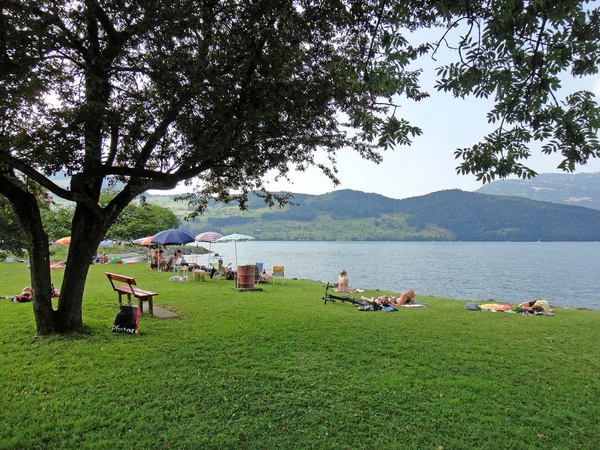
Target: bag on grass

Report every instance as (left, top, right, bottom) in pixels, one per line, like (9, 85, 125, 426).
(464, 302, 481, 311)
(112, 306, 141, 334)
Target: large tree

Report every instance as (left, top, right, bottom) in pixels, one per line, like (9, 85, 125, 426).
(1, 1, 598, 334)
(0, 195, 29, 258)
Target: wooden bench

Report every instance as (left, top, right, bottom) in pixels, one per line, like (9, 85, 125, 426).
(106, 272, 158, 315)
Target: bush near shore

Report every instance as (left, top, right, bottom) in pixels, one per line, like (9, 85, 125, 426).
(1, 262, 599, 449)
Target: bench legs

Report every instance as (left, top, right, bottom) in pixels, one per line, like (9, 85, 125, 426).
(139, 296, 154, 315)
(118, 293, 154, 316)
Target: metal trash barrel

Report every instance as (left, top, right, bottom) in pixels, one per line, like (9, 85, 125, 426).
(237, 265, 255, 289)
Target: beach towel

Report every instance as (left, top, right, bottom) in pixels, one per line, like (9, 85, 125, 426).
(333, 288, 365, 293)
(479, 303, 512, 312)
(381, 305, 398, 312)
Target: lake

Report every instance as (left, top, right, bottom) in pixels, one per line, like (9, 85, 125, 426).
(203, 241, 599, 310)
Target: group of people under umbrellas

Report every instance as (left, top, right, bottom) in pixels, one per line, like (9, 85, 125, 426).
(142, 229, 254, 273)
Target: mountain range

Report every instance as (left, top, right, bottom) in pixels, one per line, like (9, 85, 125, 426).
(476, 171, 600, 210)
(47, 171, 600, 241)
(146, 186, 600, 241)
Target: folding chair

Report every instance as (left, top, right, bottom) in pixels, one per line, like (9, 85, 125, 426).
(272, 265, 285, 284)
(211, 261, 224, 279)
(172, 257, 185, 276)
(255, 262, 268, 283)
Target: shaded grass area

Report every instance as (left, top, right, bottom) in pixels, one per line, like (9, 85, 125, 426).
(1, 262, 599, 449)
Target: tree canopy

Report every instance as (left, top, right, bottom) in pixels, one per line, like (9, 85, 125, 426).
(108, 202, 180, 241)
(1, 0, 598, 334)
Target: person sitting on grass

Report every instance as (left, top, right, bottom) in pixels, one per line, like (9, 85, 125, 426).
(175, 249, 187, 266)
(150, 249, 160, 270)
(337, 270, 362, 292)
(158, 250, 170, 271)
(224, 262, 236, 280)
(210, 259, 224, 278)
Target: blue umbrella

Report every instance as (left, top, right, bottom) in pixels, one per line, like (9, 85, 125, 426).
(151, 229, 196, 246)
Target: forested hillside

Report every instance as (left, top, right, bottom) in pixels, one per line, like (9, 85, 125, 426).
(147, 189, 600, 242)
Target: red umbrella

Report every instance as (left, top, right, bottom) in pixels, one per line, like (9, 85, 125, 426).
(139, 236, 153, 246)
(195, 231, 223, 243)
(55, 236, 71, 245)
(195, 231, 223, 266)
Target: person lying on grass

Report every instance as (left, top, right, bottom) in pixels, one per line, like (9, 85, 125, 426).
(518, 299, 551, 314)
(26, 260, 66, 270)
(361, 289, 416, 306)
(12, 287, 33, 303)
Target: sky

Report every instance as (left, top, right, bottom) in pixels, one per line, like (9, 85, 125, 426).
(263, 24, 600, 201)
(263, 71, 600, 201)
(160, 29, 600, 202)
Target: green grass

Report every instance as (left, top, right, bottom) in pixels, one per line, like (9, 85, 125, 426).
(1, 262, 599, 449)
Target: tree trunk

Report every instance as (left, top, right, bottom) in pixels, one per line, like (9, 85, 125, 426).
(17, 195, 107, 334)
(2, 172, 136, 335)
(46, 205, 107, 334)
(2, 187, 57, 334)
(27, 215, 56, 335)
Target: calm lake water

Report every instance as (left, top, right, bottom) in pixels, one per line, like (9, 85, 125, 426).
(205, 241, 600, 310)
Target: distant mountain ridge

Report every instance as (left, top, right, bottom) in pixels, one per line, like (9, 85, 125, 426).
(147, 188, 600, 241)
(475, 172, 600, 210)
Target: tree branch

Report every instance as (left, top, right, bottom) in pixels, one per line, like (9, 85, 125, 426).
(0, 152, 103, 216)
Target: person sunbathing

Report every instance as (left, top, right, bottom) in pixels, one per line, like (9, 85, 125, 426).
(12, 286, 33, 303)
(361, 289, 416, 306)
(26, 260, 65, 270)
(223, 262, 236, 280)
(361, 295, 391, 305)
(519, 299, 550, 314)
(260, 269, 272, 281)
(50, 261, 66, 270)
(394, 289, 416, 305)
(337, 270, 362, 292)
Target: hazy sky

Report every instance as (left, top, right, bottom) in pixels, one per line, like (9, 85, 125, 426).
(263, 23, 600, 200)
(162, 29, 600, 201)
(265, 72, 600, 201)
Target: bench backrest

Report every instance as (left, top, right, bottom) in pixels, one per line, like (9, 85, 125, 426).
(106, 272, 137, 292)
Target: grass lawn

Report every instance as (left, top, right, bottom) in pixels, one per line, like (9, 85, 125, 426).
(1, 262, 599, 449)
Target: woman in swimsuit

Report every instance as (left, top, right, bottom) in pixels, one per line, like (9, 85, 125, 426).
(519, 299, 549, 313)
(393, 289, 416, 305)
